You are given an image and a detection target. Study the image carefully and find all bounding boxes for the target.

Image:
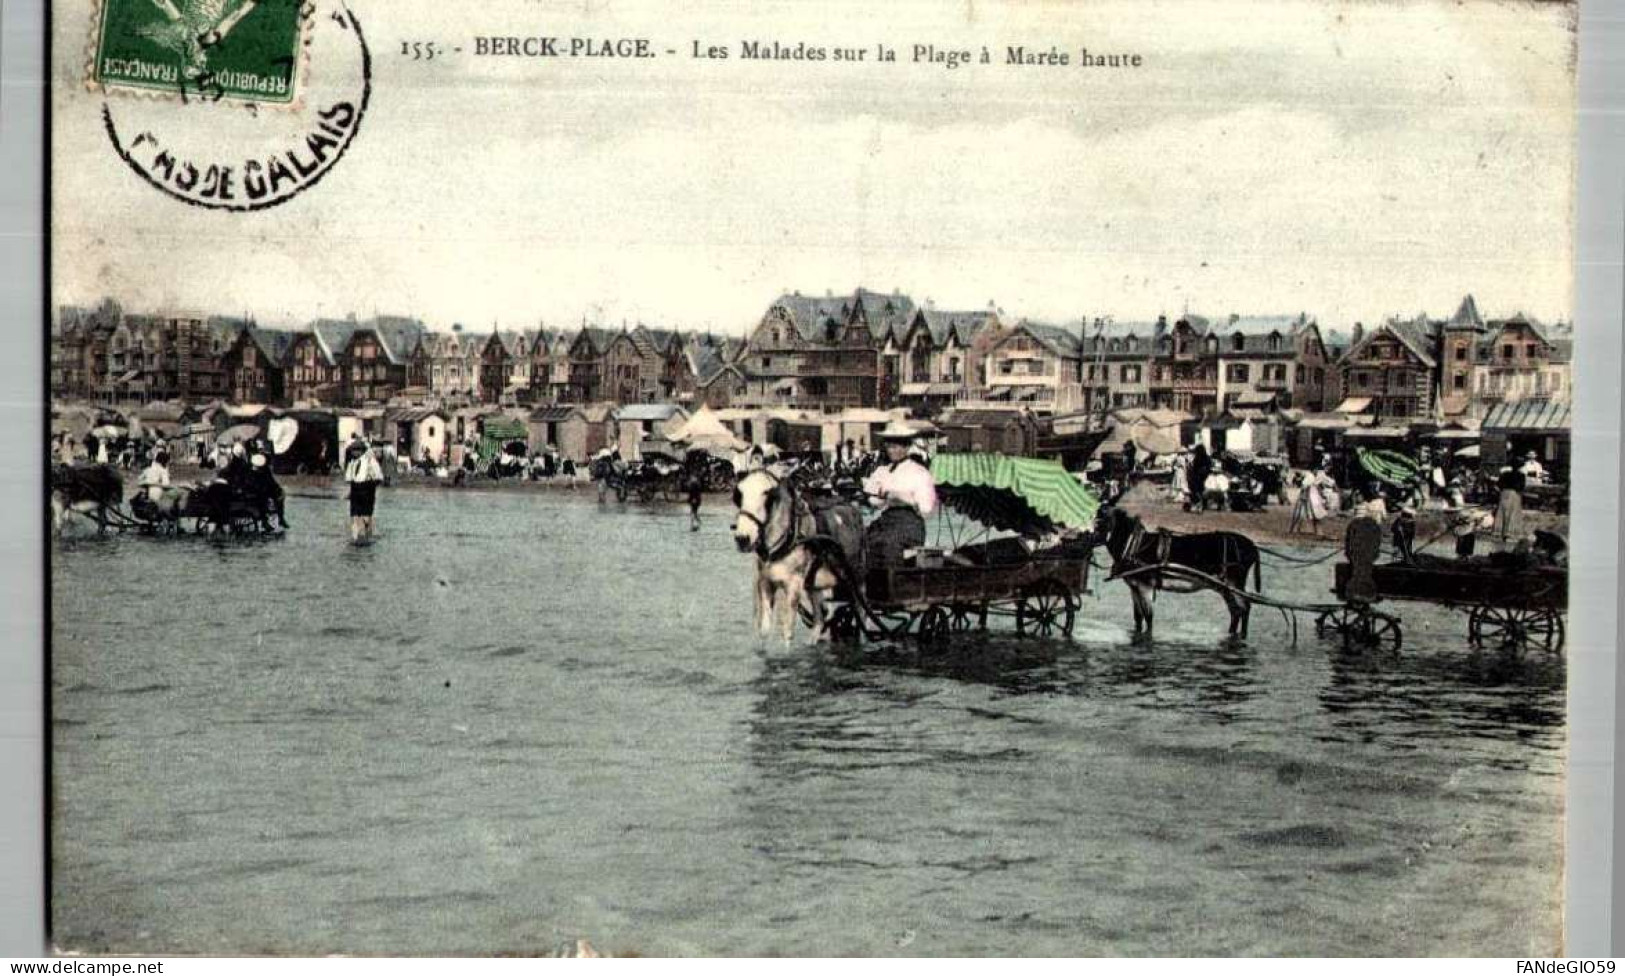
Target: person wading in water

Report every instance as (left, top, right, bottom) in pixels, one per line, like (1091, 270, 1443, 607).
(344, 439, 385, 544)
(860, 422, 938, 568)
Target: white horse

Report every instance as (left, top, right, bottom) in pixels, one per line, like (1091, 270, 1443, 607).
(732, 467, 863, 643)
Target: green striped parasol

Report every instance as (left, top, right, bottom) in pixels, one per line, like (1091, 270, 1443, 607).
(930, 453, 1102, 535)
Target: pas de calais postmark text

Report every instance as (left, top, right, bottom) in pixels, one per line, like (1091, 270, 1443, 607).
(96, 0, 372, 212)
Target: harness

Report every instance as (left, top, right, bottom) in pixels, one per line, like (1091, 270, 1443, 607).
(735, 470, 806, 563)
(1109, 514, 1246, 590)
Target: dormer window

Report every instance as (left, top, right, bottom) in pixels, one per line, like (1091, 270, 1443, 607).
(1126, 336, 1138, 352)
(1205, 336, 1218, 353)
(1268, 333, 1282, 351)
(1231, 333, 1245, 352)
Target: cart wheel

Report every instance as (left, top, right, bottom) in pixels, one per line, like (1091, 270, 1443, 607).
(827, 604, 862, 644)
(949, 604, 986, 633)
(1017, 579, 1076, 637)
(1470, 606, 1564, 653)
(917, 606, 952, 645)
(1317, 605, 1402, 652)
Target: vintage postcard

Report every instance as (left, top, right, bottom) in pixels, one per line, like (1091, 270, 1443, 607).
(48, 0, 1577, 956)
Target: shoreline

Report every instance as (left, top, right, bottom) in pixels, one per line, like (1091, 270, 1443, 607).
(155, 463, 1570, 550)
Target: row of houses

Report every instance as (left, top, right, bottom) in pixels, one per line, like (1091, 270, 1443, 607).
(51, 291, 1570, 423)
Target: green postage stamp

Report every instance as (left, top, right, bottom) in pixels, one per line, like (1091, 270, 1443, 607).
(89, 0, 305, 103)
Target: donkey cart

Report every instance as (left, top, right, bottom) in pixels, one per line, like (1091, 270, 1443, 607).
(825, 542, 1092, 643)
(821, 454, 1101, 644)
(1320, 517, 1567, 653)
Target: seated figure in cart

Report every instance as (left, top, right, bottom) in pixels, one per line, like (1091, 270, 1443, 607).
(860, 423, 939, 569)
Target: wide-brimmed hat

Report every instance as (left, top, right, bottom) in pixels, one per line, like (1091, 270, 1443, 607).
(877, 421, 916, 441)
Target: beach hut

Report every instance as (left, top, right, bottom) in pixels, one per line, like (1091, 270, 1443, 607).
(387, 406, 450, 464)
(614, 404, 690, 459)
(936, 409, 1039, 456)
(528, 404, 616, 462)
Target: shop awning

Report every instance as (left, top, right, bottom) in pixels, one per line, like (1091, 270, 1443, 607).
(1293, 415, 1354, 430)
(1332, 397, 1373, 414)
(1342, 425, 1409, 438)
(1482, 399, 1571, 432)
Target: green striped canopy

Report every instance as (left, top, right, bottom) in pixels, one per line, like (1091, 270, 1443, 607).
(480, 417, 530, 458)
(1356, 448, 1420, 487)
(930, 453, 1102, 535)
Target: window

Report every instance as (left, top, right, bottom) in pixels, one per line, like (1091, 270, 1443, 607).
(1231, 333, 1245, 352)
(1121, 365, 1142, 383)
(1226, 363, 1250, 383)
(1126, 336, 1138, 352)
(1109, 339, 1121, 353)
(1502, 344, 1514, 360)
(1455, 345, 1468, 361)
(1267, 333, 1282, 352)
(761, 356, 772, 368)
(1453, 373, 1466, 390)
(999, 360, 1013, 375)
(1205, 337, 1218, 353)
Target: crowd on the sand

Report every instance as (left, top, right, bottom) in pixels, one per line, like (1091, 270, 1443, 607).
(1143, 440, 1563, 566)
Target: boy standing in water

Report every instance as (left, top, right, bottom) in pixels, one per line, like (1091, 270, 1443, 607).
(344, 440, 385, 544)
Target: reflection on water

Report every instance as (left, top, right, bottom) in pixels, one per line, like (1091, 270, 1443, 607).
(51, 490, 1565, 956)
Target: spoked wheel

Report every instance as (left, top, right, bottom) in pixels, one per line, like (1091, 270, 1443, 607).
(1016, 579, 1077, 637)
(1469, 606, 1565, 653)
(917, 605, 952, 645)
(1315, 605, 1403, 652)
(949, 603, 987, 633)
(827, 604, 862, 644)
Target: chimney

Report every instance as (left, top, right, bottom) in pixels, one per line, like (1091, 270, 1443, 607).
(1352, 322, 1364, 346)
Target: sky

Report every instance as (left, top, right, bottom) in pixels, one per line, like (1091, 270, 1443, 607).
(52, 0, 1578, 335)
